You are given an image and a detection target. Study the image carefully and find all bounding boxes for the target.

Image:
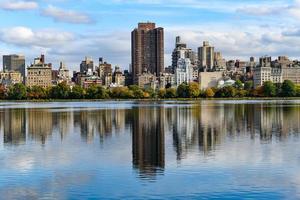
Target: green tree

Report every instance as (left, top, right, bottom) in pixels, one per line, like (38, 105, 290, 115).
(215, 86, 237, 98)
(128, 85, 144, 99)
(69, 85, 85, 99)
(110, 87, 133, 99)
(0, 84, 6, 99)
(296, 85, 300, 97)
(49, 82, 71, 99)
(236, 89, 248, 98)
(188, 82, 200, 98)
(86, 85, 109, 99)
(205, 88, 215, 98)
(244, 81, 253, 90)
(158, 88, 166, 98)
(177, 83, 189, 98)
(281, 80, 296, 97)
(234, 80, 244, 90)
(165, 88, 177, 98)
(27, 86, 47, 99)
(263, 81, 276, 97)
(8, 83, 27, 100)
(144, 87, 156, 98)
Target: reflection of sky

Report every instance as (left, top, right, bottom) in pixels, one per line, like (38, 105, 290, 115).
(0, 101, 299, 199)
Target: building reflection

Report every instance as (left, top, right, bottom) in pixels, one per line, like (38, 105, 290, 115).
(73, 109, 128, 143)
(171, 106, 200, 160)
(27, 109, 53, 144)
(169, 102, 300, 159)
(3, 109, 26, 145)
(132, 107, 165, 179)
(0, 102, 300, 166)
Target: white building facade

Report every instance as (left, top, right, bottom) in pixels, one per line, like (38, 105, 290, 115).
(175, 58, 194, 86)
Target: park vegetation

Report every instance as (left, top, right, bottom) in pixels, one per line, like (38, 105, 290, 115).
(1, 80, 300, 100)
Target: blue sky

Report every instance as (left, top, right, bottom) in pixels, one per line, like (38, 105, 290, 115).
(0, 0, 300, 71)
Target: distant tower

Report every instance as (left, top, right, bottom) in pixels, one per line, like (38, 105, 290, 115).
(131, 22, 164, 83)
(172, 36, 196, 71)
(175, 36, 181, 44)
(99, 57, 103, 65)
(3, 54, 26, 82)
(80, 57, 94, 73)
(198, 41, 215, 71)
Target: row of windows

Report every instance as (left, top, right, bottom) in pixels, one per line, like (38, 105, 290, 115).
(28, 71, 51, 75)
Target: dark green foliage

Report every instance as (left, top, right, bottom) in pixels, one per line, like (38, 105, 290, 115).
(27, 86, 47, 99)
(215, 86, 237, 98)
(165, 88, 177, 98)
(144, 87, 156, 98)
(244, 81, 253, 90)
(49, 82, 71, 99)
(128, 85, 144, 99)
(8, 83, 27, 100)
(158, 89, 166, 98)
(234, 80, 243, 90)
(281, 80, 296, 97)
(263, 81, 276, 97)
(69, 85, 85, 99)
(177, 83, 189, 98)
(236, 89, 248, 98)
(86, 85, 109, 99)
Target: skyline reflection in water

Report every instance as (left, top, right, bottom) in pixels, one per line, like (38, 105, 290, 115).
(0, 101, 300, 199)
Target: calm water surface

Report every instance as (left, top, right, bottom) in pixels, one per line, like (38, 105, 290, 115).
(0, 100, 300, 199)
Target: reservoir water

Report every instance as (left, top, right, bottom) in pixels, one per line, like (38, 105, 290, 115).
(0, 100, 300, 199)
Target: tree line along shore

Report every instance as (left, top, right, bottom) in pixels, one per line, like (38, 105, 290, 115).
(1, 80, 299, 100)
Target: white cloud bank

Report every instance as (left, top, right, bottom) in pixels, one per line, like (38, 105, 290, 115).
(0, 0, 38, 11)
(42, 5, 94, 24)
(0, 26, 74, 47)
(2, 24, 300, 71)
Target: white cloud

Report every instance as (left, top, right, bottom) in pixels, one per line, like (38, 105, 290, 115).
(166, 24, 300, 61)
(236, 6, 282, 16)
(237, 0, 300, 21)
(0, 26, 74, 47)
(0, 26, 129, 69)
(0, 0, 38, 11)
(42, 5, 94, 24)
(2, 21, 300, 71)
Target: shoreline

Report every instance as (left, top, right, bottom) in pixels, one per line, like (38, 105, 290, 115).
(1, 97, 300, 102)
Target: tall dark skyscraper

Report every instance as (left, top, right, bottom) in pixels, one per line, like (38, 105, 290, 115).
(3, 54, 25, 80)
(131, 22, 164, 83)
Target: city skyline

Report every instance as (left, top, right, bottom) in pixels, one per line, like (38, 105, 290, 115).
(1, 0, 300, 70)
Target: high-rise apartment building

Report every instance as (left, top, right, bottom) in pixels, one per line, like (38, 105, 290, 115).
(80, 57, 94, 73)
(172, 36, 197, 71)
(26, 55, 52, 88)
(198, 41, 215, 71)
(98, 57, 112, 83)
(3, 54, 25, 81)
(131, 22, 164, 83)
(175, 58, 194, 86)
(214, 52, 226, 70)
